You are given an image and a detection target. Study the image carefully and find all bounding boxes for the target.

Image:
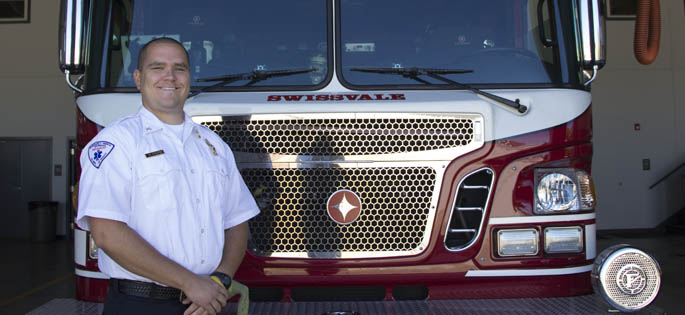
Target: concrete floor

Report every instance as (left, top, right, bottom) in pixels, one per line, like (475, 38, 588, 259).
(0, 232, 682, 315)
(0, 239, 75, 315)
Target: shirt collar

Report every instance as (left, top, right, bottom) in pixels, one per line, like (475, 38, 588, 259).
(139, 106, 198, 140)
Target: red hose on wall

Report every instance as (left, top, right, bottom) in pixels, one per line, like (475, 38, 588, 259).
(634, 0, 661, 65)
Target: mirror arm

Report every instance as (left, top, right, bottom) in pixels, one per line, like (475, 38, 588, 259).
(65, 70, 84, 94)
(583, 65, 598, 86)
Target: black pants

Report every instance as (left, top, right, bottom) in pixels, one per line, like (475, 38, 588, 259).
(103, 281, 188, 315)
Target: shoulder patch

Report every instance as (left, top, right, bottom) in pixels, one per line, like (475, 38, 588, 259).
(88, 141, 115, 169)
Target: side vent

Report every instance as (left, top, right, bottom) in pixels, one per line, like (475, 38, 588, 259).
(444, 168, 493, 251)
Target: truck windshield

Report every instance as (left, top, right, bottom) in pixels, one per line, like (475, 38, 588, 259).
(98, 0, 329, 89)
(338, 0, 574, 87)
(90, 0, 579, 92)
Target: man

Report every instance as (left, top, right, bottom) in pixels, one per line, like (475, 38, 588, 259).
(77, 37, 259, 315)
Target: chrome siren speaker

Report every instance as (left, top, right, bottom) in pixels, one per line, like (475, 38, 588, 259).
(592, 244, 661, 312)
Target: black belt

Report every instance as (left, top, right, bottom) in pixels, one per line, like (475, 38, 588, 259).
(110, 278, 181, 300)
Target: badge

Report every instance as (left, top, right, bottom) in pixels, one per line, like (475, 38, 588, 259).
(145, 150, 165, 158)
(88, 141, 115, 169)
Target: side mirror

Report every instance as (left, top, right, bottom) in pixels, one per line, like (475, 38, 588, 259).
(576, 0, 606, 73)
(58, 0, 86, 75)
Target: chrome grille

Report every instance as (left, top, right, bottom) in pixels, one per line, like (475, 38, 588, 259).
(242, 166, 436, 257)
(444, 168, 493, 251)
(202, 115, 475, 155)
(198, 113, 485, 258)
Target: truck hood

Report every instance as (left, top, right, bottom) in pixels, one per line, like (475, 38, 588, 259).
(76, 88, 590, 142)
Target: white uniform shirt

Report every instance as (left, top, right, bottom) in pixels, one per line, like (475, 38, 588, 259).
(76, 106, 259, 282)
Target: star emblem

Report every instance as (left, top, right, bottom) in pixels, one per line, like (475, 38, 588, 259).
(326, 190, 362, 225)
(333, 195, 359, 221)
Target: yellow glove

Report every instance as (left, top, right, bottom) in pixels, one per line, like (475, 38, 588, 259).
(209, 276, 250, 315)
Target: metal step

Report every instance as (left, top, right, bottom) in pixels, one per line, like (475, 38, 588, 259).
(27, 296, 663, 315)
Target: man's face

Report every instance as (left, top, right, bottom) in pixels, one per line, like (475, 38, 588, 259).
(134, 42, 190, 117)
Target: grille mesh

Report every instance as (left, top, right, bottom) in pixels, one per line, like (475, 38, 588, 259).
(242, 167, 436, 255)
(203, 117, 474, 155)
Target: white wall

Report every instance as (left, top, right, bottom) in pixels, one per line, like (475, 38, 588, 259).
(593, 0, 685, 229)
(1, 1, 683, 233)
(0, 1, 76, 236)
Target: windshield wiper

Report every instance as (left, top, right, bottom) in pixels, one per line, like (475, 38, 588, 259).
(190, 68, 316, 97)
(350, 67, 527, 114)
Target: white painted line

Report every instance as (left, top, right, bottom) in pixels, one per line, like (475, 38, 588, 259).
(74, 269, 110, 280)
(488, 213, 596, 225)
(465, 264, 593, 277)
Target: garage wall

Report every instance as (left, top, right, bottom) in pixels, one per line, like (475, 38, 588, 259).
(592, 0, 685, 229)
(0, 1, 75, 236)
(1, 1, 683, 232)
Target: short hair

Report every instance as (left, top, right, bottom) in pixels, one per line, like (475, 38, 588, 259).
(137, 37, 190, 70)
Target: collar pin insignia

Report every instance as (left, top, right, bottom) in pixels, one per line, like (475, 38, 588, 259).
(205, 139, 218, 156)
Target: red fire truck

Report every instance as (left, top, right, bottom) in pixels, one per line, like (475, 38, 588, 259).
(60, 0, 662, 313)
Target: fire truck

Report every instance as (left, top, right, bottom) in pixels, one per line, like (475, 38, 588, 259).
(60, 0, 663, 313)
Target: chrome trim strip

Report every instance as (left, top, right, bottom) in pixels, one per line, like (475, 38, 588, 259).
(449, 229, 477, 233)
(74, 229, 86, 266)
(456, 207, 483, 211)
(462, 185, 489, 190)
(443, 167, 495, 252)
(74, 268, 110, 280)
(585, 224, 597, 260)
(465, 264, 593, 277)
(197, 112, 480, 121)
(488, 213, 596, 225)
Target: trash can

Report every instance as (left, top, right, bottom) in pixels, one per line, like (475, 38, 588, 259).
(28, 201, 58, 242)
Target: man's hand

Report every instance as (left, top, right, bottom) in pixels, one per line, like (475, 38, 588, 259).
(181, 275, 229, 315)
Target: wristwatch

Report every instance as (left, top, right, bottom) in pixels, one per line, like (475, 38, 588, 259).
(210, 271, 232, 289)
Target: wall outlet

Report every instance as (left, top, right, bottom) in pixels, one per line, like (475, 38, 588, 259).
(54, 164, 63, 176)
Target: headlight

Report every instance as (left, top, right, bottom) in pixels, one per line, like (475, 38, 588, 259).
(535, 169, 595, 214)
(497, 229, 539, 256)
(544, 227, 583, 253)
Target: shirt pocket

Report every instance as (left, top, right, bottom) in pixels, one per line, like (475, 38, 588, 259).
(204, 157, 230, 211)
(136, 155, 181, 212)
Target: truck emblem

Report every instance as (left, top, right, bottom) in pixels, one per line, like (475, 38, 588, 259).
(326, 190, 362, 225)
(616, 264, 647, 295)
